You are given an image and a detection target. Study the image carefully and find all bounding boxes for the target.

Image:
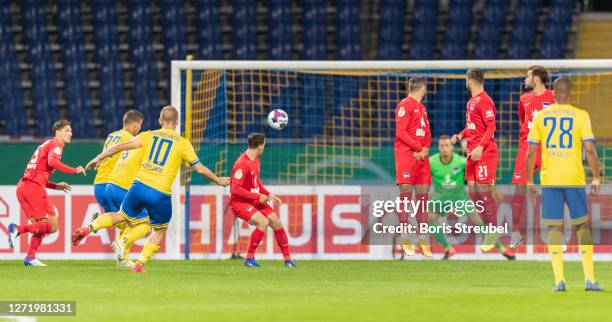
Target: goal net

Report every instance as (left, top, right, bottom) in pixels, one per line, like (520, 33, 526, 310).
(171, 60, 612, 260)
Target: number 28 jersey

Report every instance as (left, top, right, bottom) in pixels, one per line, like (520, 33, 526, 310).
(135, 128, 200, 194)
(527, 104, 594, 186)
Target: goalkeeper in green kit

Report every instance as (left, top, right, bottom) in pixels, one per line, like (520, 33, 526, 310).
(428, 135, 516, 260)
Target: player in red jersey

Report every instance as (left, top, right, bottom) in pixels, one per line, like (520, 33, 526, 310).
(229, 133, 295, 268)
(394, 76, 433, 257)
(510, 65, 555, 249)
(7, 120, 86, 266)
(451, 69, 501, 252)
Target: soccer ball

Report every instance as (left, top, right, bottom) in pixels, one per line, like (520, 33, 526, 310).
(267, 109, 288, 130)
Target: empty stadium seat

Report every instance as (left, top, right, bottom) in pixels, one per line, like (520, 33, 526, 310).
(232, 0, 257, 59)
(195, 0, 223, 59)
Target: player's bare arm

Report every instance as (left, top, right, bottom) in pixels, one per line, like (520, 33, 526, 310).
(451, 132, 463, 144)
(584, 141, 601, 195)
(270, 194, 282, 204)
(192, 162, 229, 186)
(55, 182, 71, 192)
(468, 145, 484, 161)
(86, 136, 142, 170)
(413, 146, 429, 160)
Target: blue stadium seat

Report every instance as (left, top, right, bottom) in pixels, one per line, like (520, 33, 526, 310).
(22, 0, 59, 136)
(302, 0, 326, 59)
(539, 40, 565, 59)
(541, 23, 568, 42)
(441, 41, 467, 59)
(268, 0, 293, 59)
(56, 0, 95, 138)
(474, 44, 499, 59)
(477, 22, 502, 43)
(232, 0, 257, 59)
(447, 0, 473, 25)
(444, 24, 471, 44)
(0, 7, 28, 135)
(160, 0, 188, 61)
(194, 0, 222, 59)
(409, 42, 434, 60)
(512, 5, 539, 24)
(480, 1, 507, 23)
(126, 1, 159, 131)
(548, 5, 573, 24)
(336, 0, 361, 59)
(378, 0, 405, 60)
(507, 41, 532, 59)
(414, 0, 438, 24)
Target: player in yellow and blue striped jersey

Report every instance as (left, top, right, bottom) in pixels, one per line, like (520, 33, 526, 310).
(526, 77, 603, 292)
(72, 106, 230, 272)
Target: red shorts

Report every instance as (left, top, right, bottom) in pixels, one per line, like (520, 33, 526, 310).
(16, 179, 56, 220)
(465, 148, 498, 184)
(395, 154, 432, 185)
(512, 142, 541, 184)
(230, 201, 275, 222)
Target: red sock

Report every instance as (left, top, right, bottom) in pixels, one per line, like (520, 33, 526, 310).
(17, 221, 52, 235)
(27, 233, 44, 259)
(469, 191, 479, 202)
(274, 228, 291, 261)
(511, 194, 526, 233)
(246, 228, 265, 259)
(396, 191, 412, 223)
(479, 192, 498, 225)
(415, 193, 429, 227)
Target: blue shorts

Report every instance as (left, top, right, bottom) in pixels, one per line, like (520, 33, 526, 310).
(105, 183, 147, 218)
(120, 180, 172, 229)
(94, 183, 114, 212)
(541, 187, 589, 226)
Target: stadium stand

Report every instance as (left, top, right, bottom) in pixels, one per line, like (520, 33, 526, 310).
(0, 0, 579, 137)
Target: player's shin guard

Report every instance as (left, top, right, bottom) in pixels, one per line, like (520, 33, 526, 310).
(247, 228, 265, 259)
(137, 242, 160, 265)
(90, 213, 114, 232)
(274, 228, 291, 261)
(17, 221, 52, 235)
(27, 233, 44, 258)
(511, 194, 526, 233)
(577, 228, 595, 283)
(123, 224, 151, 258)
(547, 229, 565, 284)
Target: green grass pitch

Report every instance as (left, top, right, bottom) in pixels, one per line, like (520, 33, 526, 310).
(1, 260, 611, 322)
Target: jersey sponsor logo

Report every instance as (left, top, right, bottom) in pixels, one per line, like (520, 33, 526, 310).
(53, 147, 62, 155)
(485, 110, 494, 118)
(398, 107, 405, 117)
(234, 169, 243, 179)
(415, 128, 426, 137)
